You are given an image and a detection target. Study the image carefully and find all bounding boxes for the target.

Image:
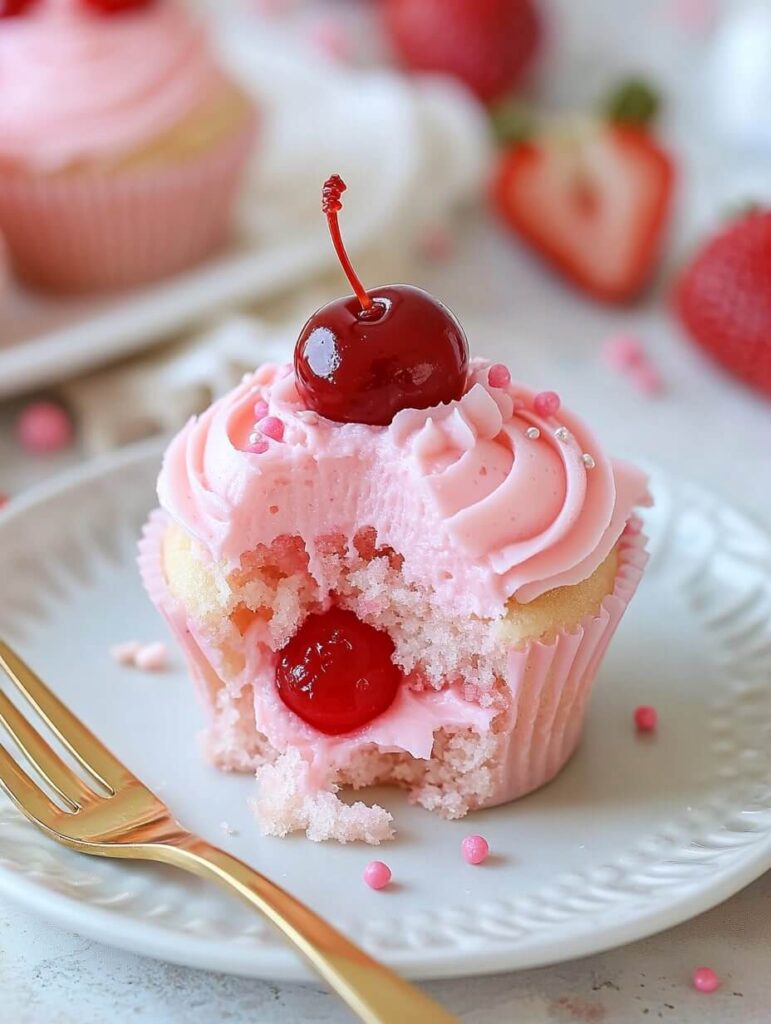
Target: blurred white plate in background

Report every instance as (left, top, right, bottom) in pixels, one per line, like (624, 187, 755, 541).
(0, 15, 488, 400)
(0, 443, 769, 980)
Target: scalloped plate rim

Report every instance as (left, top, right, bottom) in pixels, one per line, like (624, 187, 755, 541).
(0, 441, 769, 982)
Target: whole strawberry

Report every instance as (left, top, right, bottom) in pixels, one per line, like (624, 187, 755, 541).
(674, 210, 771, 398)
(382, 0, 541, 103)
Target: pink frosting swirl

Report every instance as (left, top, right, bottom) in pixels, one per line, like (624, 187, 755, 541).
(0, 0, 227, 171)
(157, 360, 649, 616)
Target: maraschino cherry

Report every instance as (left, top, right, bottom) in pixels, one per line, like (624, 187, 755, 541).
(294, 175, 469, 425)
(275, 608, 401, 735)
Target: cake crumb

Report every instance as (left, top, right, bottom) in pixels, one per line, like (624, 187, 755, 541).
(220, 821, 239, 837)
(134, 642, 169, 672)
(110, 641, 142, 666)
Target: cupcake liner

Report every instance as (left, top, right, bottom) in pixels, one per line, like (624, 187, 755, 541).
(140, 510, 649, 810)
(485, 521, 649, 807)
(0, 118, 256, 293)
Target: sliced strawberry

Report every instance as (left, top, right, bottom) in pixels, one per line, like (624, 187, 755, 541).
(492, 124, 675, 303)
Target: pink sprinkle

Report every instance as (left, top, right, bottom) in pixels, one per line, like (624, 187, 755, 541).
(602, 334, 646, 370)
(246, 440, 269, 455)
(630, 364, 665, 396)
(461, 835, 490, 865)
(533, 391, 561, 417)
(134, 642, 169, 672)
(16, 401, 74, 455)
(110, 641, 142, 666)
(363, 861, 392, 890)
(0, 493, 8, 510)
(419, 225, 455, 262)
(634, 705, 658, 732)
(308, 17, 352, 61)
(668, 0, 715, 33)
(488, 364, 511, 389)
(253, 399, 269, 421)
(259, 416, 285, 442)
(692, 967, 720, 993)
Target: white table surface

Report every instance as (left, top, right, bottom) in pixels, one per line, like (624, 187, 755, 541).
(2, 1, 771, 1020)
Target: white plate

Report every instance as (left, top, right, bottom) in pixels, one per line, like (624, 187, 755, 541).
(0, 442, 769, 982)
(0, 16, 486, 400)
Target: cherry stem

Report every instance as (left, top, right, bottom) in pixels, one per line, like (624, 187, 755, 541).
(322, 175, 373, 312)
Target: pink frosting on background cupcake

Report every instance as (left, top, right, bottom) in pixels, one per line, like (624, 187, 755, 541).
(0, 0, 257, 292)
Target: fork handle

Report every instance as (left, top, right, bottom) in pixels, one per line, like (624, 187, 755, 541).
(163, 835, 457, 1024)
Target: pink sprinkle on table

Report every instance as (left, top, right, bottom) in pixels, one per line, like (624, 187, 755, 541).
(534, 391, 561, 417)
(134, 642, 169, 672)
(110, 641, 142, 666)
(0, 493, 8, 511)
(631, 364, 665, 396)
(419, 225, 455, 262)
(602, 334, 646, 370)
(363, 861, 392, 890)
(634, 705, 658, 732)
(17, 401, 74, 455)
(259, 416, 285, 442)
(488, 364, 511, 389)
(309, 18, 351, 62)
(461, 834, 490, 865)
(253, 399, 269, 421)
(692, 967, 720, 993)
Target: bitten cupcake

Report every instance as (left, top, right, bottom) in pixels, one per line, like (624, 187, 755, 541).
(0, 0, 257, 293)
(140, 178, 650, 843)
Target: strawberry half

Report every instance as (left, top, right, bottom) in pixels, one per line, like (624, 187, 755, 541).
(674, 209, 771, 397)
(492, 124, 675, 302)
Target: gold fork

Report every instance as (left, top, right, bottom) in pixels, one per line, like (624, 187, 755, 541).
(0, 641, 457, 1024)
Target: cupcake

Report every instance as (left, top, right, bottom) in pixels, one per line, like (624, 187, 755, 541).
(0, 0, 256, 293)
(140, 177, 650, 843)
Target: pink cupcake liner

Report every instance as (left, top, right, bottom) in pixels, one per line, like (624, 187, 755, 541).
(139, 511, 648, 807)
(0, 117, 256, 294)
(486, 521, 648, 806)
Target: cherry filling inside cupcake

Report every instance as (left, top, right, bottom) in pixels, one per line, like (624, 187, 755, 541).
(275, 607, 402, 735)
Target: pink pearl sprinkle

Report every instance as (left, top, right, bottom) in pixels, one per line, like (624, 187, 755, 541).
(134, 642, 169, 673)
(461, 835, 490, 865)
(309, 18, 351, 61)
(692, 967, 720, 993)
(253, 399, 269, 421)
(363, 861, 392, 890)
(634, 705, 658, 732)
(488, 364, 511, 389)
(533, 391, 561, 417)
(259, 416, 284, 442)
(630, 364, 665, 396)
(246, 440, 269, 455)
(17, 401, 74, 455)
(602, 334, 646, 370)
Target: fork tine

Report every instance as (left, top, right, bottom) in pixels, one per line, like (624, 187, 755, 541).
(0, 691, 96, 810)
(0, 641, 136, 793)
(0, 744, 61, 828)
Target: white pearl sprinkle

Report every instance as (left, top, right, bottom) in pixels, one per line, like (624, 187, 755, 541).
(582, 453, 596, 469)
(525, 426, 540, 439)
(248, 431, 261, 445)
(555, 427, 570, 442)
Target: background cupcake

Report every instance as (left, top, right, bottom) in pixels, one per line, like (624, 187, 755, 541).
(0, 0, 257, 293)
